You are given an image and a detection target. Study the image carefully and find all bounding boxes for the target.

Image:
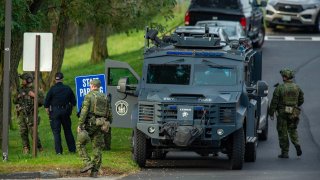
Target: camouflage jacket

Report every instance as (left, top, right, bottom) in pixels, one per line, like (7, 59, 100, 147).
(13, 85, 45, 115)
(269, 80, 304, 115)
(78, 89, 112, 128)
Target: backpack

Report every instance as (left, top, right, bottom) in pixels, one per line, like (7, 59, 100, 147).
(90, 92, 108, 117)
(282, 83, 299, 107)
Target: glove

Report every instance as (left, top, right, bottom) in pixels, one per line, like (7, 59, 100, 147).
(77, 126, 81, 133)
(270, 116, 274, 120)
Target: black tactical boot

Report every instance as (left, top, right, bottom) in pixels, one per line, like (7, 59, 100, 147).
(278, 154, 289, 158)
(90, 171, 98, 178)
(295, 145, 302, 156)
(80, 164, 93, 173)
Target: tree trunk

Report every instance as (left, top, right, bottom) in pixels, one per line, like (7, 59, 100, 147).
(42, 0, 69, 90)
(91, 25, 108, 64)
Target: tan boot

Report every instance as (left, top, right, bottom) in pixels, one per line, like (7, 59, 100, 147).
(80, 164, 94, 173)
(38, 147, 44, 152)
(23, 147, 30, 154)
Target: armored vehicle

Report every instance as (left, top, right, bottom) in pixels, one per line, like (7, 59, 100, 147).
(105, 26, 269, 170)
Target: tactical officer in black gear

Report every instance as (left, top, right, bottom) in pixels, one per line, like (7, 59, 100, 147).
(44, 72, 76, 154)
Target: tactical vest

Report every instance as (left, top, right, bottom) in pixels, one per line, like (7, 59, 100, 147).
(281, 83, 299, 106)
(20, 87, 34, 110)
(90, 91, 108, 117)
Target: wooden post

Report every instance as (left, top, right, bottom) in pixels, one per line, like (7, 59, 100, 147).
(32, 35, 40, 157)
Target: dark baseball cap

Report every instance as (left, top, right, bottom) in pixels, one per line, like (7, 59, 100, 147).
(55, 72, 64, 80)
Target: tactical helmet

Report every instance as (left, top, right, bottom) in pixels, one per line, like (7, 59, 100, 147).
(19, 73, 33, 83)
(280, 68, 294, 79)
(90, 79, 101, 88)
(77, 130, 90, 144)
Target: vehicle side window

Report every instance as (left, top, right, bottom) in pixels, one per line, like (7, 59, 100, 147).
(108, 68, 138, 86)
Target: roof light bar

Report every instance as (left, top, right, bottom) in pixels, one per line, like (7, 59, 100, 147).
(166, 51, 225, 57)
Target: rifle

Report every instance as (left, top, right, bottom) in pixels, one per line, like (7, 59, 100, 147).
(15, 87, 33, 116)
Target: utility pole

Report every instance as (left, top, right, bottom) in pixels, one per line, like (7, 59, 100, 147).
(2, 0, 12, 161)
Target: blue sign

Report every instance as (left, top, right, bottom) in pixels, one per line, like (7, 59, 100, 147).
(75, 74, 106, 112)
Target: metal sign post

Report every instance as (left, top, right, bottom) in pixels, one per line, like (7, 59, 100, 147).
(32, 35, 40, 157)
(2, 0, 12, 161)
(23, 32, 52, 158)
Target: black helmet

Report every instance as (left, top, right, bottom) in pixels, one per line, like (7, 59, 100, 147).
(19, 73, 33, 83)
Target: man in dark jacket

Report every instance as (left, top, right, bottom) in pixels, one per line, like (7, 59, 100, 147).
(44, 72, 76, 154)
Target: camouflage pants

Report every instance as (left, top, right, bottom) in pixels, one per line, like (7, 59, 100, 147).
(276, 113, 300, 155)
(18, 114, 42, 149)
(104, 128, 112, 150)
(77, 125, 104, 172)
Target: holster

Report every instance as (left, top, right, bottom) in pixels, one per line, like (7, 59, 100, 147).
(288, 107, 301, 120)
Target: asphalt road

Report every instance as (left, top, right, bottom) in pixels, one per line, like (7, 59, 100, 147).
(120, 28, 320, 180)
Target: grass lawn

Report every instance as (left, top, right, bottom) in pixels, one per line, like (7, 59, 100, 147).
(0, 3, 188, 176)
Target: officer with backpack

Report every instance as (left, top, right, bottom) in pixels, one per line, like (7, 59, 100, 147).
(77, 79, 112, 177)
(269, 68, 304, 158)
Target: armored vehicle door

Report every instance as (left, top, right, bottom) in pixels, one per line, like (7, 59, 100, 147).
(105, 59, 140, 128)
(251, 49, 262, 83)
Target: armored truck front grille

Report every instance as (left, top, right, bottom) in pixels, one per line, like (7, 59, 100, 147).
(139, 104, 154, 121)
(159, 104, 218, 124)
(219, 105, 236, 123)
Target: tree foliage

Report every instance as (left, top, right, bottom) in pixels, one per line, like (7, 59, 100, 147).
(0, 0, 178, 141)
(0, 0, 48, 143)
(69, 0, 177, 63)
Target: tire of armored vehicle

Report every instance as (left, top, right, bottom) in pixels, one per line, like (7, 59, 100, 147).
(133, 128, 147, 167)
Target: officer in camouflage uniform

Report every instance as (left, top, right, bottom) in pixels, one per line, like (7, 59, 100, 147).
(77, 79, 112, 177)
(13, 72, 44, 154)
(269, 68, 304, 158)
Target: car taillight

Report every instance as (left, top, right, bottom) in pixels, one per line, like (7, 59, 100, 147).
(185, 11, 190, 25)
(240, 17, 246, 30)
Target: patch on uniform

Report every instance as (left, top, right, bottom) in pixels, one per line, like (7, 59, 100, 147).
(115, 100, 128, 116)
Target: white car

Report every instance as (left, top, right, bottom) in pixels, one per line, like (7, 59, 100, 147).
(195, 20, 247, 41)
(265, 0, 320, 32)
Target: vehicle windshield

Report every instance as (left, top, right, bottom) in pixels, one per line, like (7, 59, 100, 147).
(147, 64, 191, 85)
(197, 23, 238, 37)
(191, 0, 240, 10)
(194, 64, 237, 85)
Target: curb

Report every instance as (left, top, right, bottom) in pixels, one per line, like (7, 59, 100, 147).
(0, 171, 60, 179)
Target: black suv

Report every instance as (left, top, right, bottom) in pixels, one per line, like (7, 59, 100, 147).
(185, 0, 267, 48)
